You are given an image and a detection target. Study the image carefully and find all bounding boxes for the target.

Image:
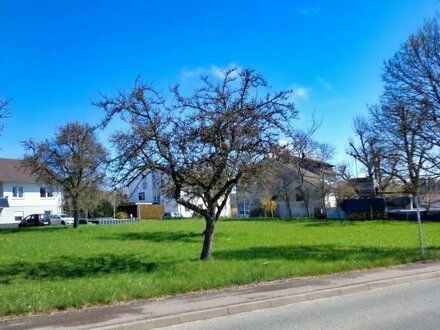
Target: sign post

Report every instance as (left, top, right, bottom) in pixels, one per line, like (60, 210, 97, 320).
(415, 195, 425, 256)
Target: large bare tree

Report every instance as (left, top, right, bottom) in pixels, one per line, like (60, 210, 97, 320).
(97, 68, 297, 260)
(347, 115, 393, 192)
(22, 122, 109, 227)
(369, 101, 437, 197)
(347, 16, 440, 198)
(383, 16, 440, 146)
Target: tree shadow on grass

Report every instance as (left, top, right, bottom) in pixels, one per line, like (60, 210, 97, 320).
(0, 254, 163, 284)
(103, 231, 203, 243)
(214, 244, 420, 263)
(304, 221, 358, 227)
(228, 218, 336, 224)
(228, 218, 303, 223)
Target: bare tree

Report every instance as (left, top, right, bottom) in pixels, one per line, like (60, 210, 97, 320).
(383, 16, 440, 148)
(271, 159, 297, 217)
(235, 181, 260, 217)
(314, 142, 336, 215)
(347, 16, 440, 198)
(97, 68, 297, 260)
(369, 101, 437, 197)
(0, 98, 10, 138)
(286, 128, 331, 217)
(22, 122, 109, 228)
(347, 116, 390, 189)
(334, 163, 357, 204)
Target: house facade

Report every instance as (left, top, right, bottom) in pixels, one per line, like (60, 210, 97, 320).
(0, 158, 63, 224)
(235, 157, 337, 218)
(126, 170, 231, 218)
(276, 168, 337, 217)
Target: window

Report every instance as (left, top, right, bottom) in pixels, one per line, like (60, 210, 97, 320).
(40, 187, 53, 198)
(295, 192, 305, 202)
(138, 192, 145, 201)
(14, 211, 24, 221)
(153, 195, 160, 203)
(12, 186, 23, 198)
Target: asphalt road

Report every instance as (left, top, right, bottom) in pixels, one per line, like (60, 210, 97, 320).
(164, 277, 440, 330)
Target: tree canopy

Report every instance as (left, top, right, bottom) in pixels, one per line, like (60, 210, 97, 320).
(22, 122, 109, 227)
(97, 67, 298, 259)
(348, 16, 440, 197)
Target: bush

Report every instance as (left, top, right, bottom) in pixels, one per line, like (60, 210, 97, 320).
(115, 211, 128, 219)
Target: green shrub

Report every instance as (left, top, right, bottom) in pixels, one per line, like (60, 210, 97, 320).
(115, 211, 128, 219)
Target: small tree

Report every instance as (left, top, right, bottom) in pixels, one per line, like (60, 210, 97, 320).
(97, 68, 297, 260)
(347, 116, 392, 192)
(334, 163, 357, 204)
(260, 196, 277, 218)
(22, 122, 109, 228)
(0, 99, 10, 139)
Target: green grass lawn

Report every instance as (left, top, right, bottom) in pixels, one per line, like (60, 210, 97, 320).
(1, 219, 440, 317)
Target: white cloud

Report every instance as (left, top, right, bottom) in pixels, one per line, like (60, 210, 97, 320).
(210, 65, 225, 79)
(297, 5, 321, 16)
(180, 67, 204, 79)
(210, 63, 241, 79)
(317, 76, 332, 91)
(180, 63, 241, 81)
(293, 86, 310, 100)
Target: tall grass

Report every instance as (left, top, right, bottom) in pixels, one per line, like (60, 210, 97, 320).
(1, 219, 439, 316)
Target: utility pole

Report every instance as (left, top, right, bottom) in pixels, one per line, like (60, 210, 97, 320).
(415, 195, 425, 256)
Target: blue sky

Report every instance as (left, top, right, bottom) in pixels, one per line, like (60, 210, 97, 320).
(0, 1, 438, 165)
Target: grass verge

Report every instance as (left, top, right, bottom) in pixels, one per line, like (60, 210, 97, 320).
(1, 219, 439, 317)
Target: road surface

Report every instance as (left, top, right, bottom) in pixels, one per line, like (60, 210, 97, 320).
(165, 277, 440, 330)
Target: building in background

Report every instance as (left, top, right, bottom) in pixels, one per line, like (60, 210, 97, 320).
(0, 158, 63, 224)
(126, 170, 231, 218)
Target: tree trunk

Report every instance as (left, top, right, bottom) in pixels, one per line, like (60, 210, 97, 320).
(303, 197, 310, 217)
(200, 217, 215, 260)
(73, 198, 80, 228)
(285, 195, 293, 218)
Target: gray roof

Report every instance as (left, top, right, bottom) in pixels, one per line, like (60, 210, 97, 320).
(0, 158, 39, 183)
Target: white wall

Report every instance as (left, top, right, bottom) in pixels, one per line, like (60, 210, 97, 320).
(127, 171, 161, 204)
(127, 171, 232, 218)
(0, 182, 62, 223)
(161, 195, 232, 218)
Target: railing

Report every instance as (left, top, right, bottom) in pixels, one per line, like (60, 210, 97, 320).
(94, 218, 140, 225)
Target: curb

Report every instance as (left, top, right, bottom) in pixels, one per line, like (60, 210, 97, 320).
(98, 270, 440, 330)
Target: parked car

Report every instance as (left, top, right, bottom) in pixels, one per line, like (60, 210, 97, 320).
(50, 214, 74, 225)
(18, 214, 51, 227)
(163, 212, 183, 219)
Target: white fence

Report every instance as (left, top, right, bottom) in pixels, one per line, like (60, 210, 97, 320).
(94, 218, 140, 225)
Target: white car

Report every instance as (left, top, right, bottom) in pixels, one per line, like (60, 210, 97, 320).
(50, 214, 74, 225)
(163, 212, 183, 219)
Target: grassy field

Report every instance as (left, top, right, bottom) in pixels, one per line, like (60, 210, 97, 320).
(1, 218, 440, 317)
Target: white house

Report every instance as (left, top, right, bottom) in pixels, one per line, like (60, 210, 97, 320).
(0, 158, 63, 224)
(126, 170, 231, 218)
(235, 158, 337, 218)
(276, 167, 337, 218)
